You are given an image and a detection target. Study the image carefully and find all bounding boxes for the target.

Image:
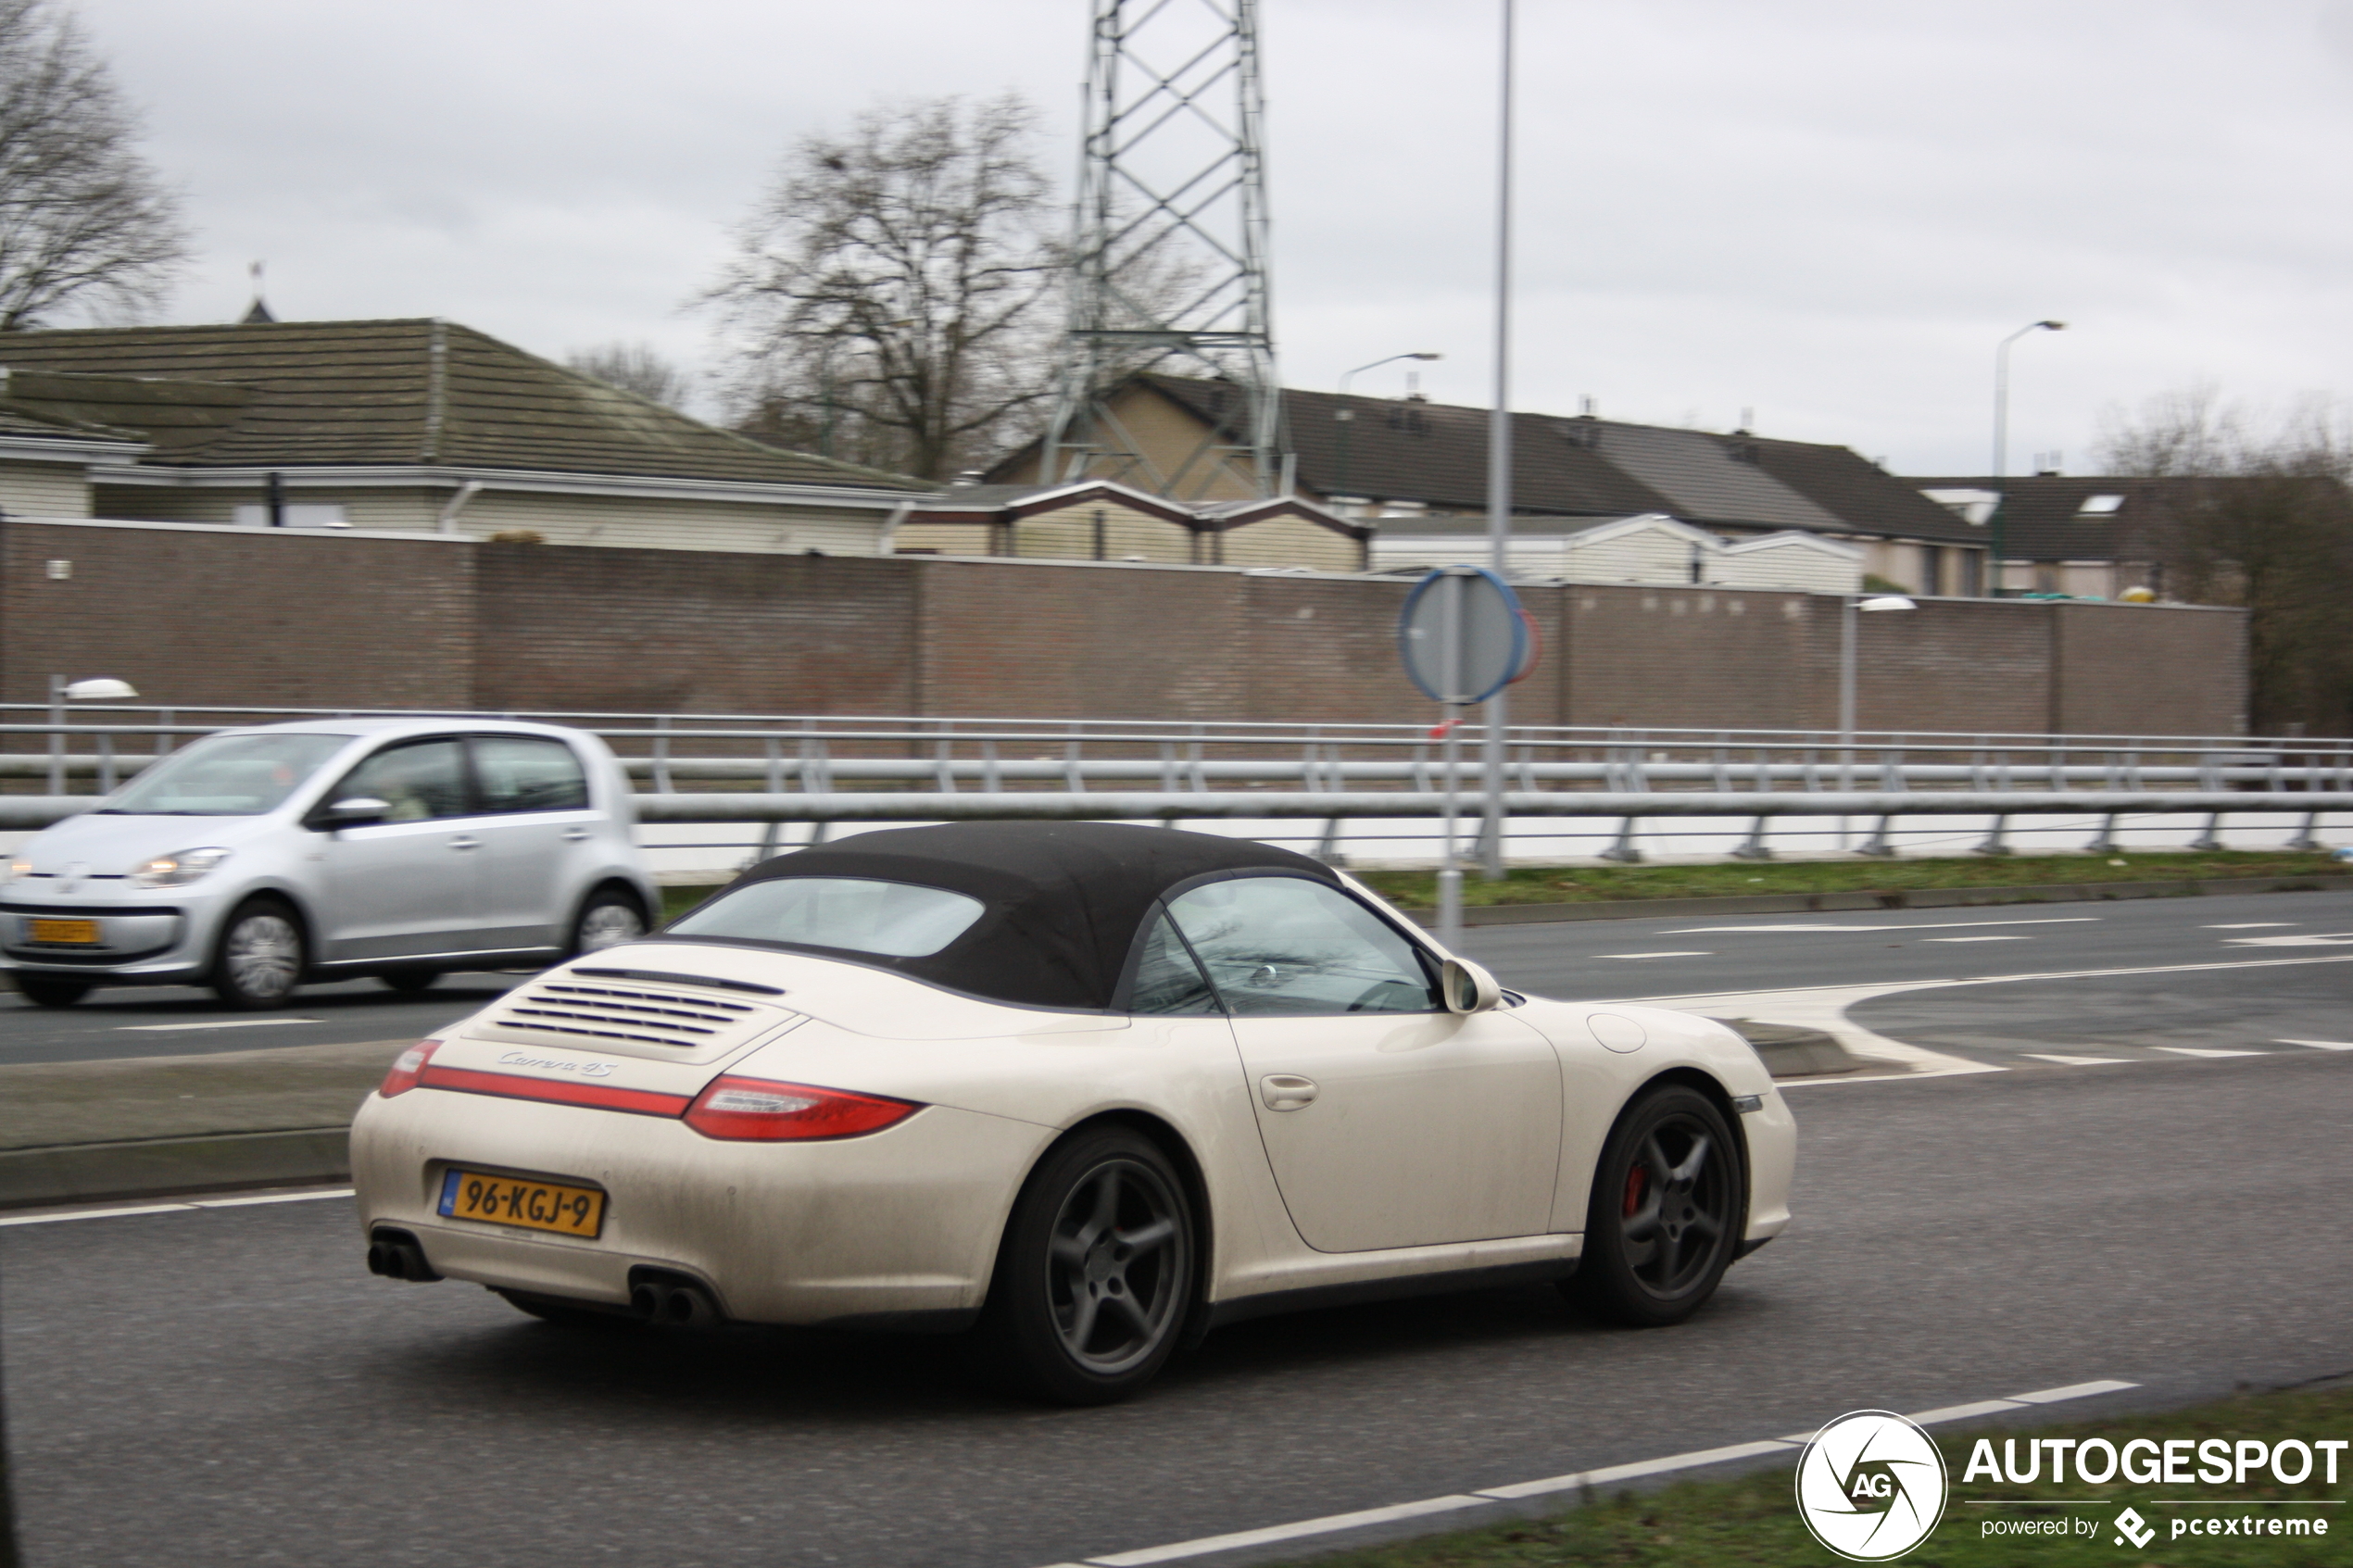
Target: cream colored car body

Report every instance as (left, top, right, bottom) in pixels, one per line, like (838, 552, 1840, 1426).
(352, 931, 1794, 1329)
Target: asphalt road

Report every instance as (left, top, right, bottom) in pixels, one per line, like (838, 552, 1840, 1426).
(6, 887, 2348, 1067)
(2, 889, 2350, 1566)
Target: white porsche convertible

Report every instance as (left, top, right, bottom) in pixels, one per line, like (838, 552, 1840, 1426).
(353, 822, 1794, 1403)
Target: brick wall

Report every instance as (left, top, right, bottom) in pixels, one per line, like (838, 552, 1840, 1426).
(2050, 600, 2247, 736)
(1, 519, 473, 709)
(0, 519, 2253, 736)
(475, 543, 916, 714)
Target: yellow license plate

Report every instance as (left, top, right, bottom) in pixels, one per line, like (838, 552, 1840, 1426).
(436, 1169, 605, 1237)
(27, 918, 98, 945)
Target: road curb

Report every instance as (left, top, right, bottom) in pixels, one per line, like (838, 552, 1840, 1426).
(1411, 872, 2353, 927)
(0, 1127, 351, 1210)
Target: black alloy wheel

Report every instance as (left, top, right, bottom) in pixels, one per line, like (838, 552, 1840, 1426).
(966, 1126, 1196, 1405)
(1569, 1085, 1743, 1327)
(13, 973, 91, 1008)
(210, 898, 307, 1010)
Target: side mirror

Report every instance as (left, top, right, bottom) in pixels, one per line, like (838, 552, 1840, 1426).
(321, 797, 390, 829)
(1440, 957, 1502, 1014)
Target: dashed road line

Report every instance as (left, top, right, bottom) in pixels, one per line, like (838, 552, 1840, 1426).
(2279, 1038, 2353, 1051)
(2022, 1053, 2133, 1066)
(0, 1187, 354, 1227)
(2152, 1046, 2262, 1059)
(1040, 1380, 2140, 1567)
(1663, 918, 2100, 935)
(1594, 951, 1714, 960)
(1923, 935, 2031, 943)
(116, 1017, 322, 1033)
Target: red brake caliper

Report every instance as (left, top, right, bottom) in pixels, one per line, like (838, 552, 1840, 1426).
(1623, 1164, 1647, 1217)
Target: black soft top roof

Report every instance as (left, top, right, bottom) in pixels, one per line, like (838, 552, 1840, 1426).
(712, 821, 1337, 1010)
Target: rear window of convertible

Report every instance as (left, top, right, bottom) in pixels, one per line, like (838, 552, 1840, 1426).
(666, 877, 985, 959)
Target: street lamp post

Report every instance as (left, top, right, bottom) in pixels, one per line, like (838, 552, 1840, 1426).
(1480, 0, 1515, 879)
(1332, 352, 1441, 501)
(1989, 320, 2065, 596)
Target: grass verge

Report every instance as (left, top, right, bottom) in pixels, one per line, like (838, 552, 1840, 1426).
(1351, 849, 2349, 909)
(1273, 1379, 2353, 1566)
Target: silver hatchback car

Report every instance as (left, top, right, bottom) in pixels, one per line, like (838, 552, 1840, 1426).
(1, 719, 657, 1009)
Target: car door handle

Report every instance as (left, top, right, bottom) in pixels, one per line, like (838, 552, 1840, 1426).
(446, 835, 482, 850)
(560, 828, 592, 842)
(1259, 1074, 1318, 1111)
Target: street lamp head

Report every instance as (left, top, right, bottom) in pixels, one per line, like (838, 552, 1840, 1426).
(62, 677, 137, 700)
(2036, 320, 2066, 332)
(1407, 352, 1442, 361)
(1857, 596, 1917, 612)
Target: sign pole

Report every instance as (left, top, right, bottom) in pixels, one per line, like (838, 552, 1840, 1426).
(1438, 572, 1464, 947)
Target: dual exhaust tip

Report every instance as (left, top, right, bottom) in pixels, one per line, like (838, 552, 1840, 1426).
(365, 1228, 720, 1326)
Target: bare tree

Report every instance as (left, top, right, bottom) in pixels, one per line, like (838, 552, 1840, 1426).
(562, 341, 697, 410)
(2098, 389, 2353, 735)
(699, 94, 1062, 481)
(0, 0, 187, 330)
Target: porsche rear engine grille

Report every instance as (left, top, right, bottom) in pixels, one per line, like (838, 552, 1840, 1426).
(488, 981, 764, 1050)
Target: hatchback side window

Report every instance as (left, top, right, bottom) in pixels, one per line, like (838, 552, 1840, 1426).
(472, 735, 589, 813)
(333, 740, 472, 822)
(1163, 876, 1441, 1016)
(1126, 911, 1223, 1015)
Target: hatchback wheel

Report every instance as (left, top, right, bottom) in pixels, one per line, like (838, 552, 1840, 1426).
(571, 889, 645, 955)
(1567, 1085, 1743, 1327)
(13, 974, 91, 1008)
(966, 1127, 1195, 1405)
(212, 899, 305, 1010)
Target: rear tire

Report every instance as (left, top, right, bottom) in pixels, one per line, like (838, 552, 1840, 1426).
(210, 898, 306, 1010)
(12, 973, 91, 1008)
(1567, 1085, 1743, 1328)
(964, 1126, 1195, 1406)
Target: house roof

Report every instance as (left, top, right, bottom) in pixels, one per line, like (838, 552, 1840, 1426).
(903, 477, 1367, 539)
(0, 319, 927, 493)
(1908, 475, 2170, 560)
(1120, 374, 1982, 543)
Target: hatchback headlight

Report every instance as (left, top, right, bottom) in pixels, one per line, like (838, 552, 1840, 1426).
(132, 847, 233, 888)
(4, 856, 29, 884)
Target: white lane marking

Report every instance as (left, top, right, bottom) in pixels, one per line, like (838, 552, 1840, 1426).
(2151, 1046, 2261, 1058)
(2278, 1038, 2353, 1051)
(116, 1017, 321, 1033)
(1923, 935, 2031, 943)
(1478, 1441, 1793, 1501)
(2207, 922, 2296, 929)
(1084, 1496, 1491, 1566)
(0, 1188, 353, 1227)
(1665, 918, 2100, 935)
(2022, 1053, 2133, 1066)
(2225, 932, 2353, 947)
(1594, 951, 1714, 960)
(1061, 1380, 2139, 1564)
(1602, 955, 2353, 1088)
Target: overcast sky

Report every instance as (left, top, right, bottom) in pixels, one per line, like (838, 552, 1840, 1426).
(67, 0, 2353, 476)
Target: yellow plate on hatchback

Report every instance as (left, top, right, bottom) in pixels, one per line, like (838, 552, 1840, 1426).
(27, 918, 98, 945)
(437, 1169, 605, 1237)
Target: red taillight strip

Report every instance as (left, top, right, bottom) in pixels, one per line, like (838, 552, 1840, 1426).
(416, 1064, 692, 1118)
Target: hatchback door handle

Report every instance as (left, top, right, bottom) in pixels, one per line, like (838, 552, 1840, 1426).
(1259, 1073, 1318, 1110)
(560, 828, 592, 842)
(446, 835, 481, 850)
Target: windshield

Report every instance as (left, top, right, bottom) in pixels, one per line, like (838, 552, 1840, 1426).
(101, 733, 353, 817)
(668, 877, 986, 958)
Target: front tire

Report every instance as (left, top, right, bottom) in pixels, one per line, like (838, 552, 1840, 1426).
(570, 887, 646, 956)
(965, 1127, 1196, 1405)
(12, 973, 91, 1008)
(1568, 1085, 1743, 1328)
(210, 898, 306, 1010)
